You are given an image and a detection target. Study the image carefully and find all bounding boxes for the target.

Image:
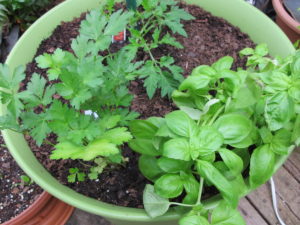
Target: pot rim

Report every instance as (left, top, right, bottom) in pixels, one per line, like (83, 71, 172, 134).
(2, 0, 295, 222)
(272, 0, 300, 34)
(2, 191, 74, 225)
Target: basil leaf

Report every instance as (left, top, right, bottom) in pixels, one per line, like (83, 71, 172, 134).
(139, 155, 163, 181)
(179, 215, 210, 225)
(129, 120, 157, 138)
(265, 92, 294, 131)
(157, 157, 190, 173)
(163, 138, 190, 161)
(211, 200, 246, 225)
(292, 114, 300, 145)
(218, 148, 243, 177)
(165, 110, 197, 137)
(196, 160, 238, 208)
(143, 184, 170, 218)
(212, 56, 234, 71)
(179, 75, 211, 91)
(270, 129, 291, 155)
(232, 148, 250, 171)
(214, 114, 253, 145)
(154, 174, 184, 198)
(129, 139, 160, 156)
(250, 145, 275, 188)
(179, 106, 202, 120)
(180, 171, 199, 202)
(190, 126, 223, 159)
(191, 65, 216, 77)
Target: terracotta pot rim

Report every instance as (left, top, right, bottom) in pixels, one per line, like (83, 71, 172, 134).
(272, 0, 300, 34)
(2, 191, 74, 225)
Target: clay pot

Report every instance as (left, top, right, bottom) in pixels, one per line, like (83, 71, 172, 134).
(272, 0, 300, 43)
(2, 192, 74, 225)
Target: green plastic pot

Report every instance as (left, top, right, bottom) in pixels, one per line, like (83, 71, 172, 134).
(1, 0, 295, 224)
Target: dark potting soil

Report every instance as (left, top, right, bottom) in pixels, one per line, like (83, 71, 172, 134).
(0, 135, 43, 224)
(23, 2, 255, 208)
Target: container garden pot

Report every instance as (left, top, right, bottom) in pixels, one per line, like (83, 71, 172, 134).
(272, 0, 300, 43)
(2, 191, 74, 225)
(1, 0, 295, 224)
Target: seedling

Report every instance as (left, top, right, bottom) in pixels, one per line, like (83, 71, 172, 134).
(68, 168, 86, 183)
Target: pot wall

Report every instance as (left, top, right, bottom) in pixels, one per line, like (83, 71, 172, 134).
(272, 0, 300, 43)
(2, 0, 295, 224)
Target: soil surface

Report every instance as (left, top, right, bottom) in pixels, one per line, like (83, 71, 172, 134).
(0, 136, 43, 224)
(23, 2, 255, 208)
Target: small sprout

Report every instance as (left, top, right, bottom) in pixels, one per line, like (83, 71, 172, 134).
(67, 168, 86, 183)
(20, 175, 33, 185)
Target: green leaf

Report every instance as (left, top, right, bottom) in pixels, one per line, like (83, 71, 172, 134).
(196, 160, 238, 208)
(179, 215, 210, 225)
(265, 92, 294, 131)
(99, 127, 132, 145)
(190, 126, 223, 159)
(214, 114, 253, 145)
(154, 174, 184, 198)
(218, 148, 243, 177)
(165, 110, 197, 137)
(21, 112, 51, 146)
(269, 129, 291, 155)
(180, 171, 199, 202)
(75, 139, 119, 160)
(161, 33, 183, 49)
(129, 138, 160, 156)
(50, 142, 82, 160)
(179, 75, 210, 91)
(157, 157, 190, 173)
(212, 56, 234, 71)
(250, 145, 275, 188)
(129, 120, 157, 138)
(139, 155, 163, 181)
(292, 114, 300, 145)
(211, 200, 246, 225)
(104, 10, 134, 35)
(143, 184, 170, 218)
(163, 138, 190, 161)
(255, 43, 268, 56)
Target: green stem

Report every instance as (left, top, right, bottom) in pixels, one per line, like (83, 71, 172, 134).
(196, 177, 204, 204)
(169, 202, 195, 207)
(207, 105, 225, 126)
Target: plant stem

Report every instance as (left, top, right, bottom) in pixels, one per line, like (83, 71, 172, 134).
(196, 177, 204, 204)
(207, 105, 225, 126)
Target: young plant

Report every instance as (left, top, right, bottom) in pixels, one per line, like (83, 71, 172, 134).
(129, 45, 300, 223)
(128, 0, 194, 98)
(0, 7, 139, 180)
(68, 168, 86, 183)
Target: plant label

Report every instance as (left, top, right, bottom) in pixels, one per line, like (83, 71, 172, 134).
(112, 29, 126, 43)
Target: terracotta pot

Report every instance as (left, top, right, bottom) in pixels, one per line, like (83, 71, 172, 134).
(272, 0, 300, 43)
(2, 192, 74, 225)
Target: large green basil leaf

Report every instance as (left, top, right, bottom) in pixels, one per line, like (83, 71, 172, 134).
(156, 124, 180, 138)
(218, 148, 243, 177)
(179, 215, 210, 225)
(143, 184, 170, 218)
(191, 65, 216, 77)
(212, 56, 234, 71)
(180, 171, 199, 203)
(154, 174, 184, 198)
(129, 120, 157, 138)
(211, 200, 246, 225)
(129, 139, 160, 156)
(196, 160, 238, 207)
(265, 92, 294, 131)
(232, 148, 250, 171)
(157, 157, 190, 173)
(292, 114, 300, 145)
(179, 75, 211, 91)
(190, 126, 223, 159)
(270, 129, 291, 155)
(165, 110, 197, 137)
(163, 138, 190, 161)
(214, 113, 253, 145)
(250, 145, 275, 188)
(139, 155, 163, 181)
(172, 90, 196, 108)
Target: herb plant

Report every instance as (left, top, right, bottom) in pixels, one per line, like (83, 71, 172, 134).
(129, 44, 300, 223)
(127, 0, 194, 98)
(0, 7, 138, 180)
